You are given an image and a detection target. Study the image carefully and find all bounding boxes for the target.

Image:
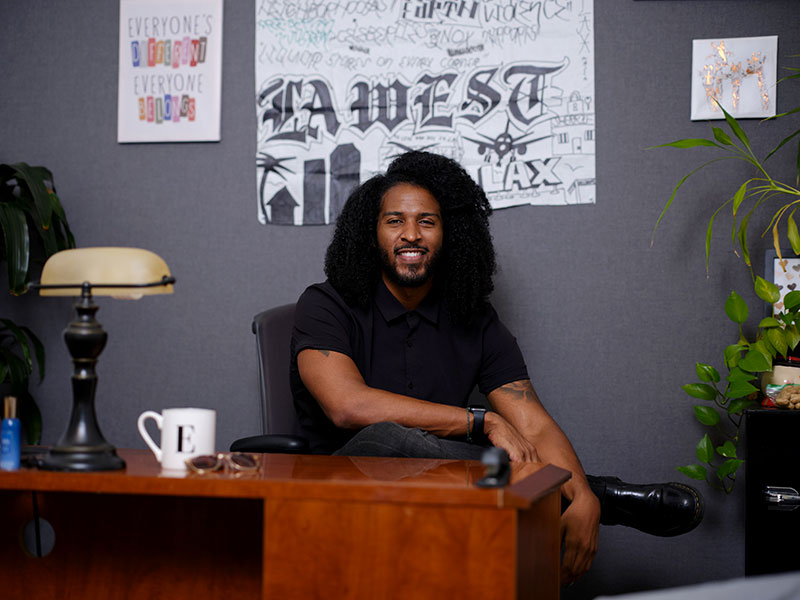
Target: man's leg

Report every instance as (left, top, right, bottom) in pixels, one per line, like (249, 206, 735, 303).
(336, 422, 704, 538)
(333, 421, 486, 460)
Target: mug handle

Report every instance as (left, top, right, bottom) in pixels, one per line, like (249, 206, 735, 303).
(137, 411, 164, 463)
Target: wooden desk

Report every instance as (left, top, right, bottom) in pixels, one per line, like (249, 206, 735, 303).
(0, 449, 568, 599)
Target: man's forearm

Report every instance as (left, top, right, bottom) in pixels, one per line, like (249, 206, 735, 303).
(298, 348, 473, 438)
(488, 380, 593, 498)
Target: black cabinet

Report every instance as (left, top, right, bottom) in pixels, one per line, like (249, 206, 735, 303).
(745, 409, 800, 575)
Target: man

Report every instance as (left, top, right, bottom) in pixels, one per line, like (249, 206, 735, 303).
(290, 151, 702, 584)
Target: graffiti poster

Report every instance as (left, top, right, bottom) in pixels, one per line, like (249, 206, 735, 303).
(118, 0, 223, 143)
(256, 0, 595, 225)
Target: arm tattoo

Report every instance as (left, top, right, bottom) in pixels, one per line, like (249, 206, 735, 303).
(498, 381, 538, 404)
(316, 349, 331, 357)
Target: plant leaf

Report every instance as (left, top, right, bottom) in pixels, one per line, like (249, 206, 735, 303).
(726, 367, 756, 382)
(725, 380, 759, 399)
(718, 102, 752, 153)
(785, 325, 800, 351)
(695, 363, 720, 383)
(716, 441, 738, 458)
(759, 317, 783, 328)
(785, 290, 800, 311)
(677, 464, 708, 481)
(0, 203, 30, 294)
(724, 343, 746, 368)
(724, 291, 748, 324)
(767, 327, 789, 358)
(788, 214, 800, 255)
(683, 383, 717, 401)
(696, 434, 713, 463)
(9, 162, 53, 232)
(732, 181, 748, 216)
(650, 138, 720, 149)
(728, 397, 756, 414)
(717, 459, 744, 480)
(694, 405, 720, 425)
(712, 126, 734, 146)
(755, 276, 781, 304)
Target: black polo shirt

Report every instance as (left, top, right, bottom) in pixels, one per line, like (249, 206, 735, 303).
(290, 280, 529, 454)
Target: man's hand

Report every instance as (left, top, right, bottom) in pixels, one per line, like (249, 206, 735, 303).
(483, 412, 540, 462)
(559, 488, 600, 585)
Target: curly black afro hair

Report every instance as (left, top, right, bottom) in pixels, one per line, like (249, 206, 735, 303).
(324, 151, 496, 323)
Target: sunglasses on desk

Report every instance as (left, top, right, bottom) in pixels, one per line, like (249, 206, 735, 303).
(185, 452, 260, 475)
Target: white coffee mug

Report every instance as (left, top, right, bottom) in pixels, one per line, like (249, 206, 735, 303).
(137, 408, 216, 470)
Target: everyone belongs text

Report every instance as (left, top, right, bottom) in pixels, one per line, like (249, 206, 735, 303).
(137, 95, 196, 124)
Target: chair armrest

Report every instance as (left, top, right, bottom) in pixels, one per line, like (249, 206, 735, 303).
(230, 434, 310, 454)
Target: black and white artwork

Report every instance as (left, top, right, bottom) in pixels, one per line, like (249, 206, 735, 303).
(255, 0, 595, 225)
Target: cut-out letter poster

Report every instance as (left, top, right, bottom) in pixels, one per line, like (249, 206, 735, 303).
(118, 0, 223, 143)
(255, 0, 595, 225)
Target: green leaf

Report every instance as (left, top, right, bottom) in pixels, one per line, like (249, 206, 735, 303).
(0, 318, 33, 372)
(0, 203, 30, 294)
(717, 459, 744, 480)
(724, 291, 748, 324)
(677, 464, 708, 481)
(726, 367, 756, 382)
(759, 317, 783, 328)
(785, 290, 800, 311)
(732, 181, 747, 216)
(9, 162, 53, 232)
(725, 380, 759, 399)
(724, 344, 746, 369)
(696, 434, 713, 463)
(754, 339, 775, 360)
(695, 363, 720, 383)
(712, 126, 734, 146)
(651, 138, 720, 149)
(728, 397, 756, 414)
(716, 441, 738, 458)
(694, 405, 720, 425)
(683, 383, 717, 401)
(737, 212, 753, 267)
(755, 276, 781, 304)
(767, 327, 789, 358)
(718, 103, 752, 153)
(739, 348, 772, 372)
(786, 325, 800, 351)
(19, 325, 44, 381)
(765, 126, 800, 161)
(788, 214, 800, 255)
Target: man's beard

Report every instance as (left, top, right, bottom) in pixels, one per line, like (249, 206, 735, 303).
(379, 245, 441, 288)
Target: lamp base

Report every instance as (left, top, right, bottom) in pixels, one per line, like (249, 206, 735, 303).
(39, 446, 126, 472)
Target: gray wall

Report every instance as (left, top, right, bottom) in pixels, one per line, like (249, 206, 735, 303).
(2, 1, 798, 597)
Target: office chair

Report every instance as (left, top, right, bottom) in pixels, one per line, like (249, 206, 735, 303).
(229, 304, 310, 454)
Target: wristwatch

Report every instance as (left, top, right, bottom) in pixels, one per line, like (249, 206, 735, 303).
(468, 406, 487, 444)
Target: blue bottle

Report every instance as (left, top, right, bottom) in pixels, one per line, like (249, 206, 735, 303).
(1, 396, 21, 471)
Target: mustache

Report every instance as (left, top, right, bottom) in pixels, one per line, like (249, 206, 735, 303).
(394, 244, 428, 254)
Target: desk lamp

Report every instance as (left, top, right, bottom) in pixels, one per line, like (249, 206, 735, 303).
(30, 247, 175, 471)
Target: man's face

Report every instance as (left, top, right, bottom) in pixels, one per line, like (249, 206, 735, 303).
(376, 183, 443, 289)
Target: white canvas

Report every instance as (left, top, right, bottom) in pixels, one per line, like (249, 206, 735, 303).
(691, 35, 777, 121)
(117, 0, 223, 143)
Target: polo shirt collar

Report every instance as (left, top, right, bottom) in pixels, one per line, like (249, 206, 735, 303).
(375, 279, 440, 325)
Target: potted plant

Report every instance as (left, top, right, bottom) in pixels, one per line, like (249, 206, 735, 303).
(653, 65, 799, 492)
(0, 162, 75, 443)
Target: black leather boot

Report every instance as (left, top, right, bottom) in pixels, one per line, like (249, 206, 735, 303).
(586, 475, 704, 537)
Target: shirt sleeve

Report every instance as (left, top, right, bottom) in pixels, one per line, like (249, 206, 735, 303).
(292, 283, 356, 360)
(476, 306, 530, 396)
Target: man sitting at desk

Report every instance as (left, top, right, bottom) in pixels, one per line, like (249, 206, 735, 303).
(290, 151, 703, 584)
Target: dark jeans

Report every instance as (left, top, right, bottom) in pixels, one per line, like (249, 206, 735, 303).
(334, 422, 606, 507)
(334, 421, 487, 460)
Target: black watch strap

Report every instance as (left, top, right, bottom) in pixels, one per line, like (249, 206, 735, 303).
(468, 406, 486, 443)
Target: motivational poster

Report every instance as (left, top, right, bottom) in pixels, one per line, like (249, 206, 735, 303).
(118, 0, 223, 143)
